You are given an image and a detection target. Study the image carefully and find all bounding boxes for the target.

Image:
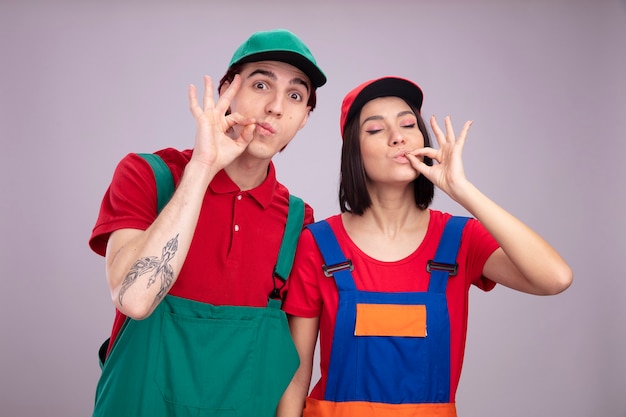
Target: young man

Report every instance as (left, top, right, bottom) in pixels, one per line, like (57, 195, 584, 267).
(89, 29, 326, 417)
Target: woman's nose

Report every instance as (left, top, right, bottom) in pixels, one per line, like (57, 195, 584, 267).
(389, 129, 405, 146)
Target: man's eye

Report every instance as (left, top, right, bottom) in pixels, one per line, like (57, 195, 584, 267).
(289, 92, 303, 101)
(254, 82, 267, 90)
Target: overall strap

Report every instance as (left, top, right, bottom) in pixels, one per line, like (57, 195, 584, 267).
(307, 220, 357, 292)
(137, 153, 175, 213)
(274, 195, 305, 280)
(136, 152, 304, 305)
(427, 216, 470, 293)
(269, 195, 306, 303)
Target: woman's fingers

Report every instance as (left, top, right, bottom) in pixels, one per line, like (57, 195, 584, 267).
(430, 115, 446, 145)
(431, 115, 472, 146)
(444, 116, 456, 142)
(456, 120, 473, 147)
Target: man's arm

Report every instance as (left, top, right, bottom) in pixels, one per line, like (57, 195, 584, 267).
(105, 75, 256, 319)
(276, 315, 319, 417)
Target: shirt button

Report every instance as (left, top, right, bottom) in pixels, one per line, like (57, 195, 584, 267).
(237, 195, 242, 201)
(234, 225, 240, 232)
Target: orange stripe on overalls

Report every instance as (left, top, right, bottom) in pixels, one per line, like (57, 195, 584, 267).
(305, 217, 469, 417)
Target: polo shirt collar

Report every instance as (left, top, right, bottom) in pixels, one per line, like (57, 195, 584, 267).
(209, 161, 277, 209)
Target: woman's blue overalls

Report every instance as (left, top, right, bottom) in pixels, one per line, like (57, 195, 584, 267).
(304, 216, 469, 417)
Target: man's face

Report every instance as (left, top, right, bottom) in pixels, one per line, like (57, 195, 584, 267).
(224, 60, 312, 160)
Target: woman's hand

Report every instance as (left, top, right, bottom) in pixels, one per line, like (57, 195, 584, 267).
(408, 115, 572, 295)
(406, 115, 472, 201)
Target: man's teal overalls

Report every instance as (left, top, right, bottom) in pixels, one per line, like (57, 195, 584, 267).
(93, 154, 303, 417)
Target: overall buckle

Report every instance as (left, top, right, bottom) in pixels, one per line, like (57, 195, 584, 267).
(322, 260, 354, 277)
(426, 260, 459, 276)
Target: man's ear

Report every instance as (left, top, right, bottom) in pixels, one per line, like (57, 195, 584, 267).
(220, 81, 232, 115)
(219, 80, 230, 96)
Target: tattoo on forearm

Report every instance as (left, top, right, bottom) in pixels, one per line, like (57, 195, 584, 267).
(118, 234, 179, 306)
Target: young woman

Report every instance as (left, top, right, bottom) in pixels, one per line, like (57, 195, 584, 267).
(277, 76, 573, 417)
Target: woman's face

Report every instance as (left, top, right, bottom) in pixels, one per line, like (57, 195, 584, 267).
(358, 96, 425, 185)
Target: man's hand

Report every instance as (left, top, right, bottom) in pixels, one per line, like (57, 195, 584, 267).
(188, 74, 257, 169)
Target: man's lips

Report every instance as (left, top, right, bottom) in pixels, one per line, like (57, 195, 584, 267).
(256, 122, 275, 135)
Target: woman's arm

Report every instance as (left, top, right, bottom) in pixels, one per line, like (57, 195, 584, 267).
(452, 181, 572, 294)
(407, 116, 573, 295)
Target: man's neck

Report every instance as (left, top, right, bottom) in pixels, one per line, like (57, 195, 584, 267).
(224, 155, 271, 191)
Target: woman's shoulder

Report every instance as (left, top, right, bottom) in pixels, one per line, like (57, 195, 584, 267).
(428, 209, 492, 245)
(324, 213, 343, 228)
(427, 209, 454, 231)
(303, 214, 352, 250)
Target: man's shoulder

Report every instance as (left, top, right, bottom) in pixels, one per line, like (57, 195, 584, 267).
(272, 180, 315, 224)
(142, 148, 192, 181)
(152, 148, 192, 166)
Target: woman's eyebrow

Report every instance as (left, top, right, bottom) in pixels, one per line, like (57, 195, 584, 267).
(361, 115, 384, 126)
(361, 110, 416, 126)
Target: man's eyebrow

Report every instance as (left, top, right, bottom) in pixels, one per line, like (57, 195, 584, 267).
(247, 69, 276, 80)
(246, 69, 310, 93)
(290, 77, 310, 93)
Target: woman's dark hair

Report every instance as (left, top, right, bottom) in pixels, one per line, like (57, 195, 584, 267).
(218, 63, 318, 110)
(338, 101, 434, 215)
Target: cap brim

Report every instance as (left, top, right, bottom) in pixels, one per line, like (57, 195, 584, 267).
(234, 51, 327, 88)
(346, 78, 423, 125)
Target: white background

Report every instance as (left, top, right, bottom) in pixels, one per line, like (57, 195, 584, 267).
(1, 1, 625, 416)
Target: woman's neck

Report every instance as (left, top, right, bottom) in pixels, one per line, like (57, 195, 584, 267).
(341, 190, 430, 261)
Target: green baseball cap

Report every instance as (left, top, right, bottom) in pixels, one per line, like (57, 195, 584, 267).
(228, 29, 327, 88)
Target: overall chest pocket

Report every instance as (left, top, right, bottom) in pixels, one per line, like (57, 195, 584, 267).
(155, 312, 259, 411)
(355, 303, 427, 337)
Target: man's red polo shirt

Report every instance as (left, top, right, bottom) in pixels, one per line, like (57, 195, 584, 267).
(89, 148, 314, 354)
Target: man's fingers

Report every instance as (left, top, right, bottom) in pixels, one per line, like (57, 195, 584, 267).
(240, 123, 257, 143)
(215, 74, 242, 115)
(226, 112, 256, 128)
(188, 84, 203, 118)
(202, 75, 215, 111)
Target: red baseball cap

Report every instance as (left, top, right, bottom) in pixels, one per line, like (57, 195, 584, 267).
(340, 76, 424, 137)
